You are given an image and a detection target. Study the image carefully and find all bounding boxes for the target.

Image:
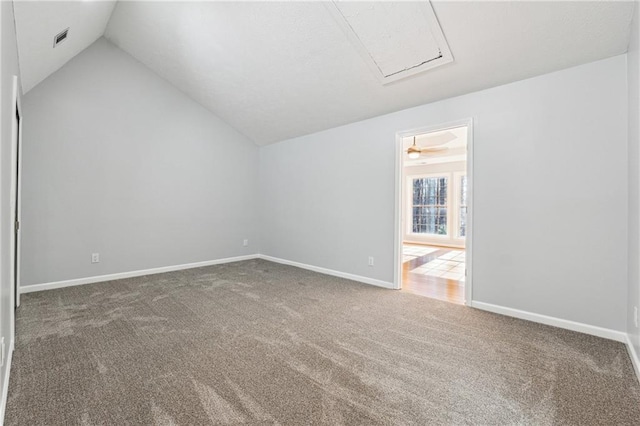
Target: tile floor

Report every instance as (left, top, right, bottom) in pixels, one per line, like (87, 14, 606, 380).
(401, 245, 440, 262)
(410, 249, 465, 281)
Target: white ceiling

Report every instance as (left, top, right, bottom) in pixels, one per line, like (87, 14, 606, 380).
(14, 1, 636, 145)
(13, 0, 117, 93)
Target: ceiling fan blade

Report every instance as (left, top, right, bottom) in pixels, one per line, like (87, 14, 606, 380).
(420, 146, 449, 152)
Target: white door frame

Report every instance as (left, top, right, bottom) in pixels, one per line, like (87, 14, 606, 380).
(393, 118, 474, 305)
(9, 75, 23, 345)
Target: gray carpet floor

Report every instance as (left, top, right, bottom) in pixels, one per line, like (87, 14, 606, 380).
(5, 259, 640, 425)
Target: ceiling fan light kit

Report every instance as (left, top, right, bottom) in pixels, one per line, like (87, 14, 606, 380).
(407, 136, 422, 159)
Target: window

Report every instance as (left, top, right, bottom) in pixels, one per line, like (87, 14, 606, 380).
(411, 177, 448, 235)
(406, 172, 467, 242)
(459, 175, 467, 237)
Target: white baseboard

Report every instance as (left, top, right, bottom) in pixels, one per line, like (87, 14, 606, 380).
(0, 339, 14, 426)
(19, 254, 393, 295)
(626, 334, 640, 384)
(259, 255, 395, 289)
(471, 301, 627, 343)
(19, 254, 260, 294)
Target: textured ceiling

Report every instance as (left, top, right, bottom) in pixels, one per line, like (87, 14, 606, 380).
(14, 0, 117, 93)
(104, 1, 634, 145)
(14, 1, 636, 145)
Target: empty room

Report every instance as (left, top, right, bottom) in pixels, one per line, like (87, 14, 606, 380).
(1, 0, 640, 424)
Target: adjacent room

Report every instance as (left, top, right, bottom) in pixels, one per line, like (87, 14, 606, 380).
(1, 0, 639, 424)
(401, 125, 468, 304)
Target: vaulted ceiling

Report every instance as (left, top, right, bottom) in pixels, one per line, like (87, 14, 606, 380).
(13, 1, 636, 145)
(13, 0, 117, 93)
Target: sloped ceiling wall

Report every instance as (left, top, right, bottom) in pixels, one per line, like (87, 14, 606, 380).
(13, 0, 117, 93)
(13, 1, 637, 145)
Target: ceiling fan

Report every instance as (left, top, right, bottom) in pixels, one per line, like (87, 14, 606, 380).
(407, 136, 449, 159)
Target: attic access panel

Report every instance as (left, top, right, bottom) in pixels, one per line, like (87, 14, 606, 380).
(327, 1, 453, 84)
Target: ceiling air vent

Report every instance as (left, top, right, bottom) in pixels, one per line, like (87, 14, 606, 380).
(53, 28, 69, 48)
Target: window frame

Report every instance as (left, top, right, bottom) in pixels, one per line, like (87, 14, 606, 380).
(405, 171, 466, 246)
(406, 173, 452, 240)
(454, 171, 468, 239)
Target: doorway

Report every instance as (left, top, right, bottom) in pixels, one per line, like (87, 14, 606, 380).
(394, 120, 473, 305)
(9, 74, 23, 341)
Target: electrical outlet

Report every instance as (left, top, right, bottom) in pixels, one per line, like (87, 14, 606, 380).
(91, 253, 100, 264)
(635, 306, 638, 328)
(243, 239, 249, 247)
(368, 256, 374, 267)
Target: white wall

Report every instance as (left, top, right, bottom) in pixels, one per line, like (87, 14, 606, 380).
(628, 2, 640, 359)
(260, 55, 628, 332)
(20, 38, 259, 287)
(0, 0, 21, 414)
